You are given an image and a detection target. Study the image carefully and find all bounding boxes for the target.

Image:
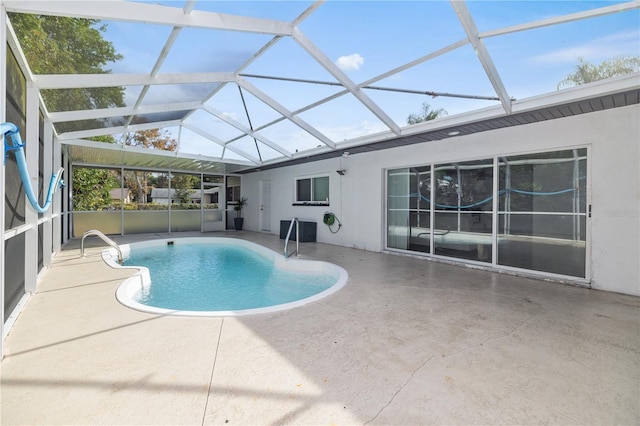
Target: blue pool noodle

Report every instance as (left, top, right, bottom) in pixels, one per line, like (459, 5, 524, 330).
(2, 122, 64, 214)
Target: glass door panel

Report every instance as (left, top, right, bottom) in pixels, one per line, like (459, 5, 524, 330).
(387, 168, 410, 250)
(387, 166, 432, 253)
(498, 149, 587, 277)
(170, 172, 201, 232)
(408, 166, 432, 253)
(434, 159, 493, 262)
(203, 175, 224, 232)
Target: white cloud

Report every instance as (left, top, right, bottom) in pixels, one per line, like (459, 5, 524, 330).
(221, 111, 240, 122)
(321, 120, 388, 142)
(531, 30, 640, 65)
(533, 46, 599, 64)
(335, 53, 364, 71)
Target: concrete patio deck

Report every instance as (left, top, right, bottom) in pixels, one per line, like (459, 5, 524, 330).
(1, 231, 639, 425)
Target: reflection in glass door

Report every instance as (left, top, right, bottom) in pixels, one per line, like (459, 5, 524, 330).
(260, 180, 271, 232)
(434, 160, 493, 262)
(203, 175, 224, 232)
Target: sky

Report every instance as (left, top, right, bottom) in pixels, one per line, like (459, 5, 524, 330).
(94, 0, 640, 162)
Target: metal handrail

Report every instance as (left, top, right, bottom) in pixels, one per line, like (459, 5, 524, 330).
(81, 229, 123, 264)
(284, 217, 300, 258)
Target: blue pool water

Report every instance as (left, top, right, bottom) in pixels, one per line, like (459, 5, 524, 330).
(122, 242, 336, 312)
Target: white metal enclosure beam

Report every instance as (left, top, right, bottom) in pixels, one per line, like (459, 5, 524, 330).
(126, 0, 197, 128)
(201, 105, 292, 158)
(129, 26, 183, 111)
(480, 0, 640, 38)
(245, 38, 471, 136)
(3, 1, 294, 35)
(52, 121, 62, 253)
(5, 16, 35, 83)
(184, 35, 286, 123)
(360, 39, 469, 91)
(24, 85, 39, 294)
(49, 101, 203, 123)
(182, 1, 325, 124)
(450, 0, 512, 114)
(183, 124, 262, 165)
(61, 137, 254, 165)
(34, 72, 235, 89)
(0, 3, 7, 358)
(56, 119, 183, 141)
(236, 77, 337, 149)
(292, 28, 402, 135)
(42, 118, 53, 269)
(3, 0, 637, 172)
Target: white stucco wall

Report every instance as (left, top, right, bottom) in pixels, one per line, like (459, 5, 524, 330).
(242, 105, 640, 296)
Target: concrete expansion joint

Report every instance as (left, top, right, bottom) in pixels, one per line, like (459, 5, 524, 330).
(363, 354, 435, 425)
(501, 310, 548, 340)
(201, 318, 225, 426)
(443, 310, 549, 360)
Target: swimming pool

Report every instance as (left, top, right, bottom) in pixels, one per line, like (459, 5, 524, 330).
(106, 237, 348, 316)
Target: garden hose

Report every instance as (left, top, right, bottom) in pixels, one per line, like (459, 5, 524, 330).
(323, 212, 342, 234)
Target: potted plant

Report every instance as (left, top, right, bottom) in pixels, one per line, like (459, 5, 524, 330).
(233, 197, 247, 230)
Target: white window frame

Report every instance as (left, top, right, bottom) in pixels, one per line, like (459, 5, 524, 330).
(294, 174, 330, 205)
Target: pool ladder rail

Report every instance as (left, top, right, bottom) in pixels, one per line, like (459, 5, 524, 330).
(284, 217, 300, 258)
(81, 229, 124, 264)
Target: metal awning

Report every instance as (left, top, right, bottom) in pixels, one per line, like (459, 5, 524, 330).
(62, 139, 252, 174)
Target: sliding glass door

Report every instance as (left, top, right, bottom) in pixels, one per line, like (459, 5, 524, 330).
(386, 148, 588, 279)
(387, 166, 432, 252)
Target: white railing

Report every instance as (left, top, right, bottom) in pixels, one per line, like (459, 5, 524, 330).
(80, 229, 123, 264)
(284, 217, 300, 258)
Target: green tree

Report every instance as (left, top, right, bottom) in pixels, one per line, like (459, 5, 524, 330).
(71, 135, 120, 210)
(10, 14, 125, 132)
(407, 102, 448, 125)
(557, 56, 640, 89)
(122, 128, 178, 151)
(87, 135, 117, 144)
(121, 129, 178, 205)
(72, 168, 119, 211)
(172, 174, 200, 206)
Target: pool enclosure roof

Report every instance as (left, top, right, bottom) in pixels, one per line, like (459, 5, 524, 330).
(3, 1, 640, 174)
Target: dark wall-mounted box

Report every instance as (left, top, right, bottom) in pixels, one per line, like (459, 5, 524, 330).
(279, 220, 317, 242)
